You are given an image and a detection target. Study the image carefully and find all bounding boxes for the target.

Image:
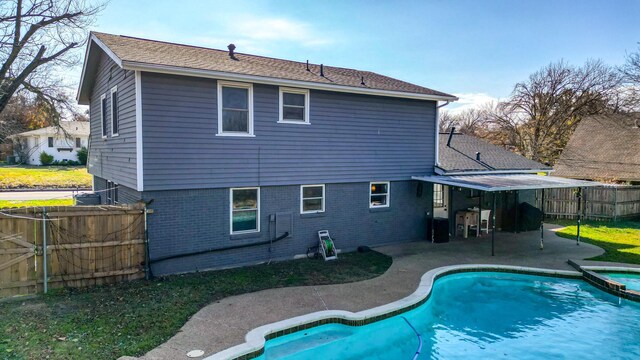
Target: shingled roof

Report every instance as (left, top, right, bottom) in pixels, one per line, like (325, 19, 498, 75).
(437, 133, 550, 174)
(77, 32, 456, 104)
(554, 114, 640, 182)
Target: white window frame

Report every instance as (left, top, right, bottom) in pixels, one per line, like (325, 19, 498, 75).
(230, 187, 260, 234)
(433, 184, 445, 208)
(217, 81, 254, 137)
(300, 184, 325, 214)
(110, 86, 119, 137)
(278, 87, 310, 124)
(100, 93, 107, 138)
(369, 181, 390, 208)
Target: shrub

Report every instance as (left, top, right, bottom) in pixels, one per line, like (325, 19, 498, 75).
(39, 151, 54, 165)
(77, 146, 88, 165)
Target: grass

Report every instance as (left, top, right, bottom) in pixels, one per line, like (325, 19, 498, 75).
(0, 199, 74, 209)
(0, 165, 91, 189)
(0, 250, 392, 360)
(554, 219, 640, 264)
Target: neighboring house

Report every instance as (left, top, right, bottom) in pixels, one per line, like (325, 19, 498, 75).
(9, 121, 89, 165)
(76, 32, 457, 275)
(554, 114, 640, 184)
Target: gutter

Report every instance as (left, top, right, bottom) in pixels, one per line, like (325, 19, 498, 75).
(434, 168, 554, 176)
(122, 61, 459, 102)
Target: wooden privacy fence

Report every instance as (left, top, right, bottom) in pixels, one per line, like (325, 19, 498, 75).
(544, 185, 640, 221)
(0, 204, 146, 298)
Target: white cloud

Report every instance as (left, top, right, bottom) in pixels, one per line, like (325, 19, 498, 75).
(445, 93, 500, 115)
(228, 17, 333, 48)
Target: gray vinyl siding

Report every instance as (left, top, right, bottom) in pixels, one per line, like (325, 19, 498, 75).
(88, 51, 137, 189)
(143, 181, 431, 275)
(141, 73, 436, 191)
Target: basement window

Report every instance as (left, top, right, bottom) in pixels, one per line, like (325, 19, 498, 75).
(230, 187, 260, 234)
(370, 182, 390, 208)
(301, 184, 325, 213)
(217, 81, 254, 136)
(279, 87, 310, 124)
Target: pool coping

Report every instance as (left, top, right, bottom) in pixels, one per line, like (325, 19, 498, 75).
(567, 260, 640, 302)
(204, 264, 582, 360)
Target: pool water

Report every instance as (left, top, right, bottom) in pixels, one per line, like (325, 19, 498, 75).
(257, 272, 640, 359)
(599, 272, 640, 292)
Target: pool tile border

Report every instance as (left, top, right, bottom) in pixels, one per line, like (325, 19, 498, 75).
(204, 265, 581, 360)
(568, 261, 640, 302)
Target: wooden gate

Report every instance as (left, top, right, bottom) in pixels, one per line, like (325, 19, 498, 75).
(0, 232, 38, 297)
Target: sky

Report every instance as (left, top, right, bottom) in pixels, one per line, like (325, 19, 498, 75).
(78, 0, 640, 113)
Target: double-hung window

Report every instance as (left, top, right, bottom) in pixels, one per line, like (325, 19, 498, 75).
(301, 184, 325, 213)
(279, 87, 310, 124)
(111, 86, 119, 136)
(100, 94, 107, 138)
(370, 182, 390, 208)
(218, 81, 253, 136)
(47, 137, 54, 148)
(75, 137, 81, 148)
(230, 187, 260, 234)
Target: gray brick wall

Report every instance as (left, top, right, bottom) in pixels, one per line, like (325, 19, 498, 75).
(93, 176, 141, 204)
(142, 181, 432, 276)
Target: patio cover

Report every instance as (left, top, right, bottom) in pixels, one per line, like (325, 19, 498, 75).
(411, 173, 599, 192)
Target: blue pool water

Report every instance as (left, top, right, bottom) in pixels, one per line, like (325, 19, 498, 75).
(257, 272, 640, 359)
(599, 272, 640, 292)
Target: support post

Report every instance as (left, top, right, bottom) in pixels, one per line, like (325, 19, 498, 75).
(576, 187, 582, 246)
(540, 189, 545, 250)
(144, 205, 151, 280)
(478, 191, 482, 237)
(492, 192, 496, 256)
(514, 190, 519, 233)
(42, 208, 48, 294)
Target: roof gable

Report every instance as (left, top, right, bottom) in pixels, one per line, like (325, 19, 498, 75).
(11, 121, 90, 137)
(554, 114, 640, 182)
(437, 133, 550, 174)
(77, 32, 457, 104)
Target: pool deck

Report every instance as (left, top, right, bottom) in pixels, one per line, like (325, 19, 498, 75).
(125, 224, 611, 360)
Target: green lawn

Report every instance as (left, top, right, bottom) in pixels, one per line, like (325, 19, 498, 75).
(0, 251, 392, 360)
(554, 220, 640, 264)
(0, 199, 74, 209)
(0, 165, 91, 189)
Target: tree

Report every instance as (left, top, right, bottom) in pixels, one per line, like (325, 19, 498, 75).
(0, 92, 55, 141)
(440, 107, 492, 137)
(622, 43, 640, 84)
(487, 60, 627, 165)
(0, 0, 104, 119)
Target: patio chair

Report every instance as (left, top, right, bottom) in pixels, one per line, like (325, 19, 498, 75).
(469, 210, 491, 235)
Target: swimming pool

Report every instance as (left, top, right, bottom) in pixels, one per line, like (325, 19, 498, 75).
(253, 272, 640, 359)
(598, 272, 640, 292)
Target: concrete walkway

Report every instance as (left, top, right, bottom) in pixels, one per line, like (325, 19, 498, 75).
(131, 225, 605, 360)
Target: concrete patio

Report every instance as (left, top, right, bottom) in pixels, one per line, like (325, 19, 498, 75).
(128, 224, 608, 360)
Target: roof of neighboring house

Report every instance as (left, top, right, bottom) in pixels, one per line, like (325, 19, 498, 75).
(437, 133, 551, 174)
(77, 32, 457, 104)
(554, 114, 640, 182)
(9, 121, 90, 138)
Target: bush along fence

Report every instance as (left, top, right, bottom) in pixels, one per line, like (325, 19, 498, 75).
(544, 185, 640, 221)
(0, 204, 147, 298)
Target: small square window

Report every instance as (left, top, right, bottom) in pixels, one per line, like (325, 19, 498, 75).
(279, 87, 310, 124)
(231, 187, 260, 234)
(370, 182, 390, 208)
(301, 184, 325, 213)
(217, 82, 253, 136)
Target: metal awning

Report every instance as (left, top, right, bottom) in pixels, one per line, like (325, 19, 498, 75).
(411, 173, 599, 192)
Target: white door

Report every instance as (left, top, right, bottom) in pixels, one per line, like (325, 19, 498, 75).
(433, 184, 449, 218)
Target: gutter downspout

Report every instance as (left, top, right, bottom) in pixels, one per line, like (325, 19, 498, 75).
(435, 101, 451, 168)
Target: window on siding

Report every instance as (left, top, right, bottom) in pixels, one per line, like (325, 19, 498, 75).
(279, 88, 309, 124)
(100, 94, 107, 138)
(433, 184, 445, 208)
(370, 182, 390, 208)
(105, 181, 118, 205)
(301, 184, 325, 214)
(231, 187, 260, 234)
(218, 81, 253, 136)
(111, 86, 119, 136)
(47, 137, 54, 148)
(75, 137, 81, 148)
